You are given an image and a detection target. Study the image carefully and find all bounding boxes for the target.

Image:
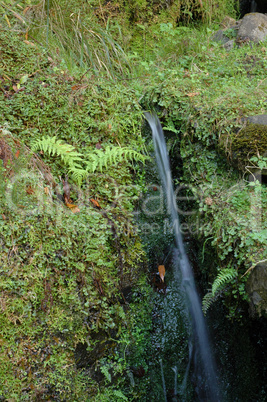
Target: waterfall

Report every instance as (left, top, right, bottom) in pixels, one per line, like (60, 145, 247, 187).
(145, 112, 220, 401)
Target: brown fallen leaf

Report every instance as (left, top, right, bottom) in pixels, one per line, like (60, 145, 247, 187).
(186, 92, 200, 97)
(71, 85, 81, 91)
(23, 7, 31, 15)
(23, 40, 36, 47)
(158, 265, 166, 282)
(66, 202, 80, 213)
(90, 198, 101, 209)
(15, 150, 20, 159)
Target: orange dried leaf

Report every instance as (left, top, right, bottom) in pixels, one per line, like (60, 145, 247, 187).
(71, 206, 80, 213)
(23, 40, 35, 47)
(15, 150, 20, 159)
(90, 198, 101, 209)
(44, 187, 49, 195)
(66, 203, 80, 213)
(186, 92, 200, 97)
(158, 265, 165, 282)
(71, 85, 81, 91)
(23, 7, 30, 15)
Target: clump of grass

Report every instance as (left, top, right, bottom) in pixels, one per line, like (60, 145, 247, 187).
(1, 0, 132, 79)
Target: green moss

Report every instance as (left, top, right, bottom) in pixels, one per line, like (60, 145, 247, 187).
(0, 23, 149, 400)
(231, 122, 267, 169)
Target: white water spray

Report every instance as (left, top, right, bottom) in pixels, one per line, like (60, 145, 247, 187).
(145, 112, 220, 400)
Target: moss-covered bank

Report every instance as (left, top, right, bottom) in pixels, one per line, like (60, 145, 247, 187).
(0, 0, 267, 399)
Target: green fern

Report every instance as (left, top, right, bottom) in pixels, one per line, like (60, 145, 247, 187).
(31, 136, 148, 185)
(31, 136, 87, 185)
(112, 390, 128, 400)
(202, 292, 217, 315)
(202, 268, 237, 314)
(100, 365, 111, 383)
(85, 146, 148, 173)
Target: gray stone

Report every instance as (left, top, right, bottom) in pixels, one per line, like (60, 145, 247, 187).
(246, 262, 267, 317)
(223, 39, 235, 50)
(237, 13, 267, 43)
(211, 29, 230, 44)
(247, 114, 267, 125)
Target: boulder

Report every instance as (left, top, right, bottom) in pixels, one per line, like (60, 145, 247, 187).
(237, 13, 267, 43)
(246, 262, 267, 317)
(231, 116, 267, 169)
(247, 114, 267, 125)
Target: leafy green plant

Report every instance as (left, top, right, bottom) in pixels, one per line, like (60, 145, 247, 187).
(202, 268, 238, 314)
(31, 135, 86, 184)
(249, 155, 267, 170)
(31, 136, 148, 185)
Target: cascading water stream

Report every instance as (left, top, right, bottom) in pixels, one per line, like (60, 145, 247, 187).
(145, 112, 220, 401)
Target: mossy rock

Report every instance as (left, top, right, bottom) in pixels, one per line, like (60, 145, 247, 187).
(231, 120, 267, 169)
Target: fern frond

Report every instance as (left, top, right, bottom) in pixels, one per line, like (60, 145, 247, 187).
(202, 268, 237, 314)
(31, 136, 87, 185)
(86, 146, 148, 173)
(202, 292, 216, 315)
(211, 268, 237, 295)
(100, 365, 111, 383)
(31, 136, 84, 166)
(31, 137, 148, 185)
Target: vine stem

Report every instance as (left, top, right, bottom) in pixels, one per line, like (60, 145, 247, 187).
(242, 259, 267, 278)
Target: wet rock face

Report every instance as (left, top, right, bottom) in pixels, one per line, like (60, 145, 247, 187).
(246, 262, 267, 317)
(239, 0, 267, 16)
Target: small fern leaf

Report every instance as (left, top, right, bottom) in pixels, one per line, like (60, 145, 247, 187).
(211, 268, 237, 296)
(202, 268, 237, 314)
(100, 365, 111, 383)
(31, 136, 85, 184)
(202, 292, 216, 315)
(113, 390, 128, 400)
(85, 146, 148, 173)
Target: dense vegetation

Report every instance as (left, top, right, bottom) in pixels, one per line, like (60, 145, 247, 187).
(0, 0, 266, 400)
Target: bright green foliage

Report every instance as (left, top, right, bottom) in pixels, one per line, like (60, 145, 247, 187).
(85, 146, 148, 173)
(31, 136, 86, 184)
(202, 268, 238, 314)
(31, 136, 148, 185)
